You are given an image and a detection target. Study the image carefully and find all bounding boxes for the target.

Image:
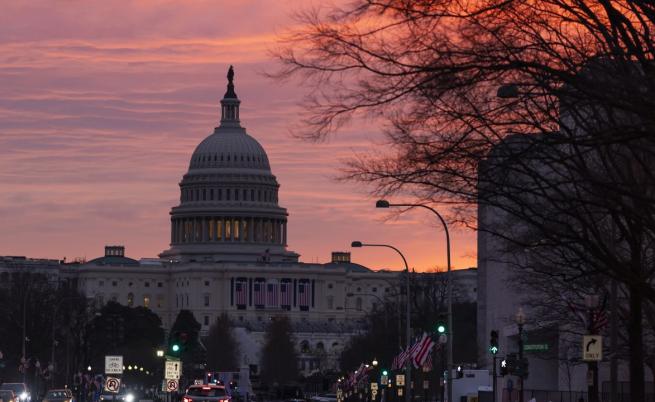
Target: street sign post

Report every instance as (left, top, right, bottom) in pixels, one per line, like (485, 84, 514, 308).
(396, 374, 405, 387)
(105, 356, 123, 375)
(105, 377, 121, 393)
(583, 335, 603, 361)
(165, 360, 181, 379)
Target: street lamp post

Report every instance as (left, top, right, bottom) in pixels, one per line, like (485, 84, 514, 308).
(585, 295, 600, 402)
(376, 199, 453, 402)
(351, 241, 411, 402)
(515, 308, 526, 402)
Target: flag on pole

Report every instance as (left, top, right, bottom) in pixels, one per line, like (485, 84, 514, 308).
(413, 335, 435, 368)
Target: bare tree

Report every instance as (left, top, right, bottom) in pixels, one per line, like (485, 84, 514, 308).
(274, 1, 655, 399)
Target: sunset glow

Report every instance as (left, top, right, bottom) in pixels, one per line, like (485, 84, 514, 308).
(0, 0, 476, 271)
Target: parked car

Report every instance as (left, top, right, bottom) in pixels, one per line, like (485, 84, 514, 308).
(183, 385, 231, 402)
(0, 384, 30, 402)
(42, 389, 74, 402)
(0, 390, 18, 402)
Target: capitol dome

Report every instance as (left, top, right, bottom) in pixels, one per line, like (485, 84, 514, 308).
(160, 66, 299, 263)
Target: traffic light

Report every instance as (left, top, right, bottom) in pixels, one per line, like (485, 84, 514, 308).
(456, 365, 463, 379)
(500, 359, 508, 376)
(489, 330, 499, 355)
(436, 323, 446, 334)
(171, 343, 180, 354)
(382, 370, 388, 376)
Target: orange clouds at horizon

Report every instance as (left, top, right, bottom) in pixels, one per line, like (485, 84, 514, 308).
(0, 0, 477, 271)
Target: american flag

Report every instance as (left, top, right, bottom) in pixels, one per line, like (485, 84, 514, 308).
(235, 280, 247, 306)
(267, 281, 279, 307)
(392, 333, 427, 369)
(253, 280, 266, 306)
(280, 280, 292, 308)
(298, 280, 310, 309)
(413, 335, 435, 368)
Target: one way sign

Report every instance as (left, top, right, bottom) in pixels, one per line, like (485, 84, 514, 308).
(582, 335, 602, 361)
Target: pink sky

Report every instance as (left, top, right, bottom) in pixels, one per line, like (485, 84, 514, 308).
(0, 0, 476, 271)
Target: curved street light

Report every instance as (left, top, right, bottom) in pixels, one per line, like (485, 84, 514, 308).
(351, 240, 411, 402)
(375, 199, 453, 402)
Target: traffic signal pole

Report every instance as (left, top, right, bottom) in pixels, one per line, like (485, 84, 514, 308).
(492, 356, 497, 402)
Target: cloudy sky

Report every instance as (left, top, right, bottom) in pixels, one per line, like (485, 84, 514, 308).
(0, 0, 476, 271)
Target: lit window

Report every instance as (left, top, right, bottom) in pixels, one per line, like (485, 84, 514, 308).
(143, 295, 150, 308)
(127, 293, 134, 307)
(204, 294, 210, 307)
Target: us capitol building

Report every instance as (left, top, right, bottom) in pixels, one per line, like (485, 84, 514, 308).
(1, 68, 410, 374)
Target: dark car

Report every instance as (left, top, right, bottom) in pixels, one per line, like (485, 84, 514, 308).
(43, 389, 74, 402)
(0, 390, 18, 402)
(98, 391, 135, 402)
(183, 385, 230, 402)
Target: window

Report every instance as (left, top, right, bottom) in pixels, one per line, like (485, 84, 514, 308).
(145, 282, 150, 288)
(156, 295, 164, 308)
(95, 294, 104, 306)
(210, 189, 214, 200)
(204, 294, 210, 307)
(372, 287, 377, 292)
(327, 296, 334, 310)
(204, 316, 209, 326)
(218, 189, 223, 200)
(112, 281, 117, 287)
(158, 282, 163, 288)
(203, 189, 206, 201)
(204, 281, 210, 286)
(227, 189, 231, 201)
(143, 295, 150, 308)
(127, 293, 134, 307)
(98, 280, 104, 287)
(186, 294, 189, 306)
(356, 297, 363, 311)
(300, 340, 310, 353)
(235, 190, 239, 201)
(111, 294, 118, 302)
(226, 219, 232, 239)
(128, 282, 133, 287)
(327, 283, 333, 289)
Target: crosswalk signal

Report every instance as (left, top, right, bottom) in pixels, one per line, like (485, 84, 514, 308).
(500, 359, 508, 376)
(489, 330, 499, 355)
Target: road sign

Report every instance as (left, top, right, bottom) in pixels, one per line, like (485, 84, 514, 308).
(105, 377, 121, 393)
(524, 343, 549, 352)
(371, 383, 378, 391)
(396, 374, 405, 386)
(165, 360, 181, 379)
(583, 335, 603, 361)
(105, 356, 123, 375)
(371, 390, 377, 398)
(166, 379, 179, 392)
